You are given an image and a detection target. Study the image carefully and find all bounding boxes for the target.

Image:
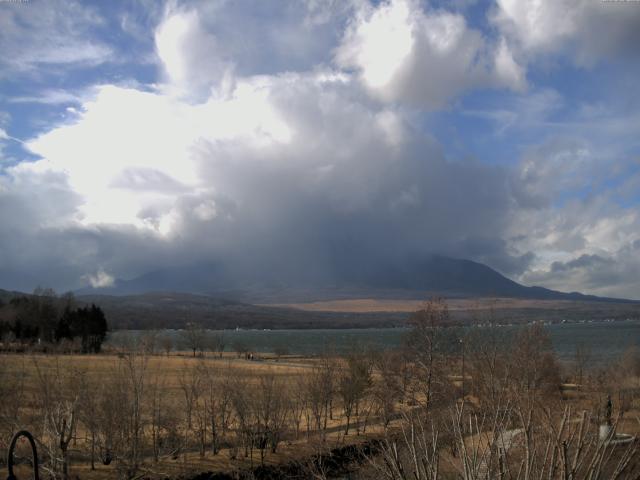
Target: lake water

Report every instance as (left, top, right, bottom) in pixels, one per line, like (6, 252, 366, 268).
(108, 319, 640, 364)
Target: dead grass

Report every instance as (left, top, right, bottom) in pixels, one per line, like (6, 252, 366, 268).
(0, 351, 388, 479)
(262, 297, 616, 313)
(5, 351, 640, 479)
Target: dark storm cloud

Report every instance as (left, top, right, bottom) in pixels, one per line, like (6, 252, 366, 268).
(0, 74, 530, 292)
(550, 254, 615, 274)
(152, 75, 529, 287)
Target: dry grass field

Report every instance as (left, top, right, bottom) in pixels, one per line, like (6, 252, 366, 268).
(0, 350, 402, 480)
(265, 296, 631, 313)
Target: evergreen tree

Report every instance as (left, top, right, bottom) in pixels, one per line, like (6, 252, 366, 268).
(0, 293, 108, 352)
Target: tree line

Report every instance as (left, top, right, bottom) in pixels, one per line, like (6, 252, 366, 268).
(0, 288, 108, 353)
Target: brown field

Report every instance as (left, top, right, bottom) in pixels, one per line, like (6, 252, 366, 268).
(0, 350, 399, 480)
(4, 351, 311, 393)
(263, 297, 607, 313)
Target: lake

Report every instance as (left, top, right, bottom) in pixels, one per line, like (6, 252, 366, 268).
(107, 319, 640, 364)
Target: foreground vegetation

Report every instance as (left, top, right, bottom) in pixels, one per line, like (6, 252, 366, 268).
(1, 299, 640, 479)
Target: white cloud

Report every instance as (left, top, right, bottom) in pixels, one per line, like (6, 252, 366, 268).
(492, 0, 640, 65)
(492, 0, 579, 53)
(155, 7, 234, 96)
(513, 137, 592, 208)
(336, 0, 414, 93)
(506, 134, 640, 298)
(462, 88, 562, 136)
(0, 0, 112, 75)
(0, 126, 24, 150)
(494, 37, 527, 92)
(9, 89, 86, 105)
(23, 77, 294, 228)
(84, 269, 115, 288)
(335, 0, 525, 108)
(0, 112, 9, 125)
(522, 242, 640, 300)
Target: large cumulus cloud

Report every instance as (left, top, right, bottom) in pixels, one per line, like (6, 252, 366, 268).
(1, 0, 640, 300)
(1, 69, 526, 291)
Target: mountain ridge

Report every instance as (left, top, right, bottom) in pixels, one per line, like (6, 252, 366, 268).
(75, 255, 634, 303)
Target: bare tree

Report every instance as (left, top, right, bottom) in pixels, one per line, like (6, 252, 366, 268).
(233, 339, 250, 359)
(372, 349, 404, 429)
(573, 341, 592, 385)
(181, 322, 206, 357)
(509, 324, 561, 404)
(467, 327, 513, 412)
(304, 360, 335, 439)
(110, 352, 149, 479)
(405, 297, 451, 410)
(178, 361, 204, 431)
(140, 330, 159, 355)
(204, 364, 234, 455)
(338, 350, 372, 436)
(230, 376, 257, 465)
(160, 333, 173, 356)
(290, 375, 308, 440)
(205, 332, 225, 358)
(148, 369, 179, 463)
(319, 354, 337, 428)
(78, 375, 101, 470)
(371, 402, 640, 480)
(193, 369, 209, 458)
(93, 375, 119, 468)
(228, 371, 290, 466)
(34, 357, 83, 480)
(255, 373, 289, 459)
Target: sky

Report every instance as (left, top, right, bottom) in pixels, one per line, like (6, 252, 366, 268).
(0, 0, 639, 299)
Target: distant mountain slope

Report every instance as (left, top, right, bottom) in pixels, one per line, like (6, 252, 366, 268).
(362, 255, 624, 302)
(74, 292, 404, 330)
(3, 288, 639, 330)
(75, 262, 240, 297)
(77, 255, 632, 303)
(0, 288, 401, 329)
(47, 291, 640, 330)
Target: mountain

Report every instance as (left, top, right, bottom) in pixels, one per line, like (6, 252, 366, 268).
(356, 255, 624, 301)
(3, 255, 638, 331)
(90, 262, 235, 296)
(77, 255, 632, 303)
